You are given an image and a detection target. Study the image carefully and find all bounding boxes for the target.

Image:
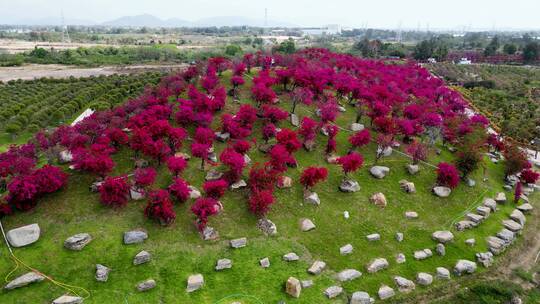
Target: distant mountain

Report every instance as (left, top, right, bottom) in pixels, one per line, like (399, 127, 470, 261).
(101, 14, 296, 28)
(102, 14, 191, 27)
(1, 14, 298, 28)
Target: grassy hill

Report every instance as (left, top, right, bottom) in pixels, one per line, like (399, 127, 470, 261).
(0, 67, 536, 304)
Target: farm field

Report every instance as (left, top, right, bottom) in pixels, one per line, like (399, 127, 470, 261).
(0, 50, 538, 304)
(0, 72, 164, 143)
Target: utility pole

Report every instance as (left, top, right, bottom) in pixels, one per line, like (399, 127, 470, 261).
(61, 10, 70, 43)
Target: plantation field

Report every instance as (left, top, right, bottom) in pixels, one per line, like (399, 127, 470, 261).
(0, 72, 163, 139)
(429, 63, 540, 144)
(0, 65, 536, 304)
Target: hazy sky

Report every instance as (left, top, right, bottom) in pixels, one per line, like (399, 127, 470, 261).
(1, 0, 539, 29)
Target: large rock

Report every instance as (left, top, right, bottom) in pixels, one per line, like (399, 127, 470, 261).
(399, 180, 416, 193)
(64, 233, 92, 251)
(476, 252, 494, 268)
(260, 257, 270, 268)
(188, 186, 201, 199)
(416, 272, 433, 286)
(230, 237, 247, 248)
(433, 186, 451, 197)
(487, 236, 507, 255)
(59, 150, 73, 163)
(510, 209, 526, 226)
(230, 179, 247, 190)
(257, 218, 277, 236)
(502, 219, 523, 232)
(370, 192, 387, 208)
(406, 164, 419, 175)
(339, 179, 360, 193)
(300, 218, 316, 232)
(366, 233, 380, 241)
(436, 267, 451, 280)
(378, 285, 395, 300)
(455, 220, 476, 231)
(454, 260, 477, 275)
(370, 166, 390, 179)
(366, 258, 389, 273)
(350, 123, 365, 131)
(205, 169, 223, 181)
(4, 272, 44, 290)
(436, 243, 446, 256)
(476, 206, 491, 217)
(395, 232, 404, 242)
(340, 243, 353, 255)
(283, 252, 299, 261)
(123, 230, 148, 244)
(136, 279, 156, 292)
(324, 286, 343, 299)
(338, 269, 362, 282)
(301, 280, 313, 288)
(304, 191, 320, 205)
(52, 295, 83, 304)
(396, 253, 406, 264)
(130, 187, 145, 200)
(277, 176, 292, 188)
(483, 198, 497, 212)
(201, 226, 219, 241)
(496, 229, 515, 244)
(414, 249, 433, 260)
(405, 211, 419, 219)
(215, 258, 232, 271)
(308, 260, 326, 275)
(186, 274, 204, 292)
(465, 238, 476, 246)
(290, 114, 300, 127)
(517, 203, 533, 213)
(432, 231, 454, 243)
(495, 192, 507, 203)
(6, 223, 40, 247)
(466, 213, 484, 223)
(350, 291, 374, 304)
(133, 250, 151, 265)
(215, 132, 230, 142)
(285, 277, 301, 298)
(394, 276, 416, 293)
(95, 264, 110, 282)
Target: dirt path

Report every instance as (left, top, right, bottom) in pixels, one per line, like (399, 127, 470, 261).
(0, 63, 188, 82)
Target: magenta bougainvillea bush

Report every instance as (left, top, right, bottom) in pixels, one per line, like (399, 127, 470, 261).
(1, 48, 532, 227)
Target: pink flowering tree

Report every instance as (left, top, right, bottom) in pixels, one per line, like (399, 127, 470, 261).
(166, 156, 188, 177)
(300, 167, 328, 191)
(168, 178, 191, 203)
(144, 189, 176, 225)
(348, 129, 371, 153)
(337, 152, 364, 179)
(99, 175, 130, 208)
(436, 162, 460, 189)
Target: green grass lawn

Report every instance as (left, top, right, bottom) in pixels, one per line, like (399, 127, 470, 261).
(0, 71, 536, 304)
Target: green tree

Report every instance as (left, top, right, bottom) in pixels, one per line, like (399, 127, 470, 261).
(225, 44, 242, 56)
(276, 38, 296, 54)
(484, 36, 500, 56)
(503, 43, 517, 55)
(523, 42, 539, 63)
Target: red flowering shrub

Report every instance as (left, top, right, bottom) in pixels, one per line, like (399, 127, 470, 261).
(406, 141, 428, 165)
(191, 197, 219, 231)
(191, 143, 211, 169)
(203, 179, 228, 199)
(219, 148, 246, 184)
(268, 144, 293, 173)
(168, 178, 191, 203)
(32, 165, 68, 194)
(166, 156, 187, 177)
(262, 105, 288, 124)
(299, 117, 318, 144)
(99, 175, 130, 208)
(300, 167, 328, 190)
(72, 148, 115, 177)
(233, 140, 251, 155)
(105, 128, 129, 146)
(337, 152, 364, 176)
(194, 127, 215, 145)
(349, 129, 371, 150)
(276, 128, 301, 153)
(144, 189, 176, 225)
(262, 123, 277, 143)
(436, 162, 460, 189)
(248, 164, 279, 192)
(521, 169, 539, 184)
(248, 189, 275, 216)
(134, 167, 157, 188)
(325, 124, 339, 155)
(6, 175, 39, 211)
